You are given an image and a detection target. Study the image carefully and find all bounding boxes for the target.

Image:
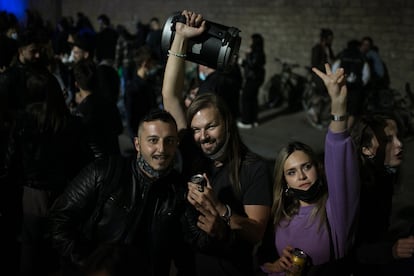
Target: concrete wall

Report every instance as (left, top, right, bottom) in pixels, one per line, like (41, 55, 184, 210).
(30, 0, 414, 94)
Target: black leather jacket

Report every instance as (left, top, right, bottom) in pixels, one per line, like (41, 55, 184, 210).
(48, 156, 196, 276)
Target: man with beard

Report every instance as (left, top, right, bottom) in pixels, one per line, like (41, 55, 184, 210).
(0, 30, 43, 274)
(162, 10, 272, 276)
(48, 109, 196, 276)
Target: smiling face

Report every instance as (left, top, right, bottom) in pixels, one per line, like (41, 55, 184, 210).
(284, 150, 318, 191)
(190, 106, 227, 156)
(383, 119, 403, 167)
(134, 120, 178, 172)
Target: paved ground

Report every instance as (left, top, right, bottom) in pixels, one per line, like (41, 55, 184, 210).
(119, 106, 414, 237)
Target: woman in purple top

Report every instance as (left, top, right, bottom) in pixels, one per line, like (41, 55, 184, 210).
(258, 64, 360, 275)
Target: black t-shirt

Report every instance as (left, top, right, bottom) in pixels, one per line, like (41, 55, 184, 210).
(178, 129, 273, 276)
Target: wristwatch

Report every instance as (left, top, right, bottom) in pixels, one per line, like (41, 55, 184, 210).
(221, 204, 232, 225)
(330, 114, 347, 121)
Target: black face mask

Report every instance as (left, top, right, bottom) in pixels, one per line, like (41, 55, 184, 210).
(286, 179, 325, 203)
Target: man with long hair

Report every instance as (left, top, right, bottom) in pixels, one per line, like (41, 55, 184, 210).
(161, 10, 272, 276)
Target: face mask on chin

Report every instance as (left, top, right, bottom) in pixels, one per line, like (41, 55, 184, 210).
(205, 133, 229, 161)
(147, 67, 159, 77)
(286, 179, 325, 204)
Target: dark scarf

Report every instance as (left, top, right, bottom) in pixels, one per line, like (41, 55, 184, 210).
(136, 154, 174, 179)
(206, 133, 230, 161)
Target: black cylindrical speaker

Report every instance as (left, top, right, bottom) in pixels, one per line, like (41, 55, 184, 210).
(161, 12, 241, 72)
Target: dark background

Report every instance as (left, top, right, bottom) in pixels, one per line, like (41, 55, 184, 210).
(18, 0, 414, 102)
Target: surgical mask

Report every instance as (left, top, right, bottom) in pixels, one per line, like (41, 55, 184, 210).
(198, 72, 207, 81)
(10, 32, 18, 40)
(147, 67, 159, 77)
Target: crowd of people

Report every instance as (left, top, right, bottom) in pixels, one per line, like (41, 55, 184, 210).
(0, 8, 413, 276)
(309, 28, 393, 130)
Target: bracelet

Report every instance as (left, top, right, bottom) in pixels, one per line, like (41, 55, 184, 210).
(330, 114, 347, 121)
(221, 204, 232, 226)
(167, 50, 187, 58)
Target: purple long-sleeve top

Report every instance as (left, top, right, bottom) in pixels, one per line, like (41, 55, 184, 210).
(265, 129, 360, 275)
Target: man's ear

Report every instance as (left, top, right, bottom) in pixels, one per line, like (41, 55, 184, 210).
(362, 146, 373, 157)
(133, 136, 140, 153)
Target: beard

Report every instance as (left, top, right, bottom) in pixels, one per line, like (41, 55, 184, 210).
(200, 134, 229, 161)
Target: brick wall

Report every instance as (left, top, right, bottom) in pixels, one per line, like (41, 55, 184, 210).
(30, 0, 414, 95)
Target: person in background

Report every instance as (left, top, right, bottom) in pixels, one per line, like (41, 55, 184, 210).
(2, 68, 92, 276)
(360, 36, 389, 90)
(72, 59, 123, 158)
(114, 24, 137, 128)
(257, 64, 359, 275)
(0, 26, 47, 276)
(114, 24, 135, 85)
(162, 10, 272, 276)
(145, 17, 163, 65)
(307, 28, 335, 128)
(311, 28, 335, 75)
(0, 10, 19, 71)
(332, 39, 370, 129)
(195, 62, 242, 119)
(94, 14, 121, 107)
(124, 45, 159, 141)
(69, 32, 121, 118)
(95, 14, 118, 64)
(350, 112, 414, 275)
(0, 29, 42, 112)
(238, 33, 266, 129)
(64, 32, 96, 109)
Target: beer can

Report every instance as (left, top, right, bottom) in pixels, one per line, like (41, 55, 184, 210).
(190, 174, 206, 192)
(287, 248, 307, 276)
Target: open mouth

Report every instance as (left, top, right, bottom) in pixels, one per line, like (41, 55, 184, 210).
(153, 155, 169, 161)
(201, 140, 215, 150)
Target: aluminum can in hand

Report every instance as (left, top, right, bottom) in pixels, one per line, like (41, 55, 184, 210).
(190, 174, 206, 192)
(286, 248, 307, 276)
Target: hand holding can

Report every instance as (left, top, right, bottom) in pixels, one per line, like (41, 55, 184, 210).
(190, 174, 206, 192)
(286, 248, 307, 276)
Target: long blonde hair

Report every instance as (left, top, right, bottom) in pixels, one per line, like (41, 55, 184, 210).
(272, 141, 328, 229)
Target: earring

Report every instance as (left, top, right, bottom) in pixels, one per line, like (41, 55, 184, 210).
(284, 187, 293, 197)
